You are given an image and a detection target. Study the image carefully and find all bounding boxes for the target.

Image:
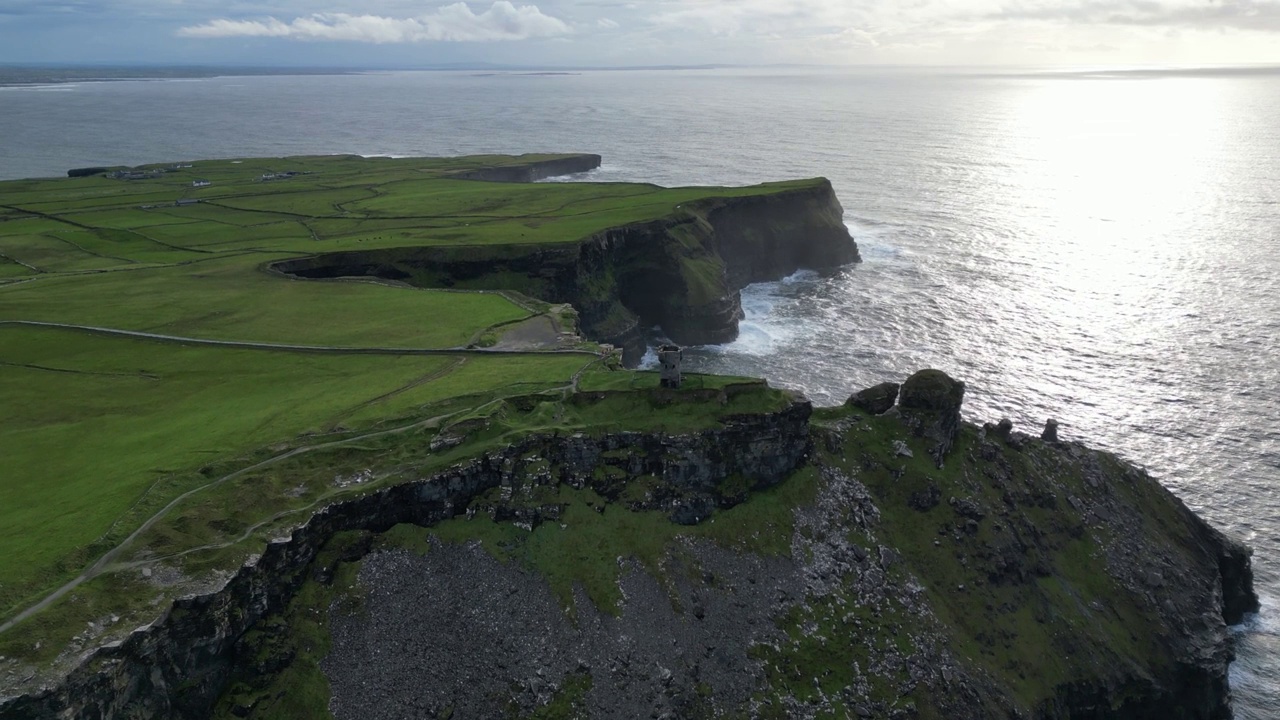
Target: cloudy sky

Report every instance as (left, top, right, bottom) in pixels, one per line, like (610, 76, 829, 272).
(1, 0, 1279, 67)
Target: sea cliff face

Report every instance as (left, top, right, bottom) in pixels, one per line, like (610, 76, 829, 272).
(1, 374, 1255, 720)
(273, 179, 860, 365)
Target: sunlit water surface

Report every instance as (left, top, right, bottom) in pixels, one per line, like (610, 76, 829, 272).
(1, 68, 1276, 715)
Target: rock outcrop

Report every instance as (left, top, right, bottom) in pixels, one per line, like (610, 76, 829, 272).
(846, 381, 899, 414)
(896, 368, 966, 467)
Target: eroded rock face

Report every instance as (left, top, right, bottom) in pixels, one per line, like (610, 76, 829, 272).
(324, 540, 793, 720)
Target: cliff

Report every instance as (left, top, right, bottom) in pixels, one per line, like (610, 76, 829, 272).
(0, 386, 812, 719)
(446, 154, 602, 182)
(0, 373, 1255, 720)
(272, 179, 860, 365)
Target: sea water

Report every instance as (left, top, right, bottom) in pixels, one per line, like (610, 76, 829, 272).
(1, 67, 1276, 715)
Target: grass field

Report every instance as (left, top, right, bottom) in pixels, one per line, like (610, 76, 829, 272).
(0, 154, 806, 672)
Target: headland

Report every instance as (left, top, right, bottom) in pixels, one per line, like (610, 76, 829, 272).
(0, 155, 1256, 719)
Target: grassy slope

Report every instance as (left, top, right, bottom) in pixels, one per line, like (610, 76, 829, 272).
(0, 155, 814, 674)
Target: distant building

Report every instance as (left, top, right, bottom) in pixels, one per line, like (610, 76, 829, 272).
(192, 180, 211, 188)
(175, 199, 200, 206)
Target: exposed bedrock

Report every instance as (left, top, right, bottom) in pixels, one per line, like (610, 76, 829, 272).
(272, 179, 860, 365)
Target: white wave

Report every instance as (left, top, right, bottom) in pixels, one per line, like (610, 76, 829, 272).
(1248, 591, 1280, 636)
(706, 272, 815, 356)
(780, 269, 820, 285)
(845, 219, 906, 263)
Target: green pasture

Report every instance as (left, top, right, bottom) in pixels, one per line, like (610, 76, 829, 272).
(1, 325, 447, 615)
(0, 324, 595, 618)
(0, 254, 529, 348)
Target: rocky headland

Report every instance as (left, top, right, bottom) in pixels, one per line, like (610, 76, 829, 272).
(0, 157, 1257, 720)
(0, 371, 1256, 720)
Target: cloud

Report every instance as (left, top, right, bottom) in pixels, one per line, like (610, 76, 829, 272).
(979, 0, 1280, 32)
(177, 1, 571, 42)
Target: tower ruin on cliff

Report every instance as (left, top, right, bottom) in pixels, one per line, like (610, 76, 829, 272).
(658, 344, 683, 389)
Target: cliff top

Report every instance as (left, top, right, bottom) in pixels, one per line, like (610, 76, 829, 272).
(0, 154, 837, 684)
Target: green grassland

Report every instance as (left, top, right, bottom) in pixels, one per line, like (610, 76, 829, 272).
(0, 154, 809, 673)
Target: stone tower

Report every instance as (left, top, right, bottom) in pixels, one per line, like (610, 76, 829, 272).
(657, 344, 683, 389)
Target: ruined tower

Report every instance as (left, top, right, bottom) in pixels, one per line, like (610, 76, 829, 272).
(657, 344, 683, 389)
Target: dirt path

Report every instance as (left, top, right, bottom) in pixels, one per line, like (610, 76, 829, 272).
(0, 320, 599, 359)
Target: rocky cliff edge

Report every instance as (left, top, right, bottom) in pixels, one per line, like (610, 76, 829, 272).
(1, 371, 1255, 719)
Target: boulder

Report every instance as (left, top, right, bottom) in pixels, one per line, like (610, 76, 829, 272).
(847, 382, 900, 415)
(897, 370, 965, 468)
(899, 369, 965, 412)
(985, 418, 1014, 443)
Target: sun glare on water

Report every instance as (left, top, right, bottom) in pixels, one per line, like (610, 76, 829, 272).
(975, 76, 1247, 364)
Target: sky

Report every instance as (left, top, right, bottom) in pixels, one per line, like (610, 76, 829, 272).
(1, 0, 1279, 68)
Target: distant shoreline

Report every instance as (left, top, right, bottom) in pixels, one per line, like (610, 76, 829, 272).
(3, 62, 1279, 89)
(0, 63, 747, 88)
(0, 66, 364, 88)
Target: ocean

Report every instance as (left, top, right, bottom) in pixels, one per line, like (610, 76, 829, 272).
(1, 67, 1276, 716)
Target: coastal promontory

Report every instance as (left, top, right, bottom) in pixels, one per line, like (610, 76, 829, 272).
(0, 155, 1255, 719)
